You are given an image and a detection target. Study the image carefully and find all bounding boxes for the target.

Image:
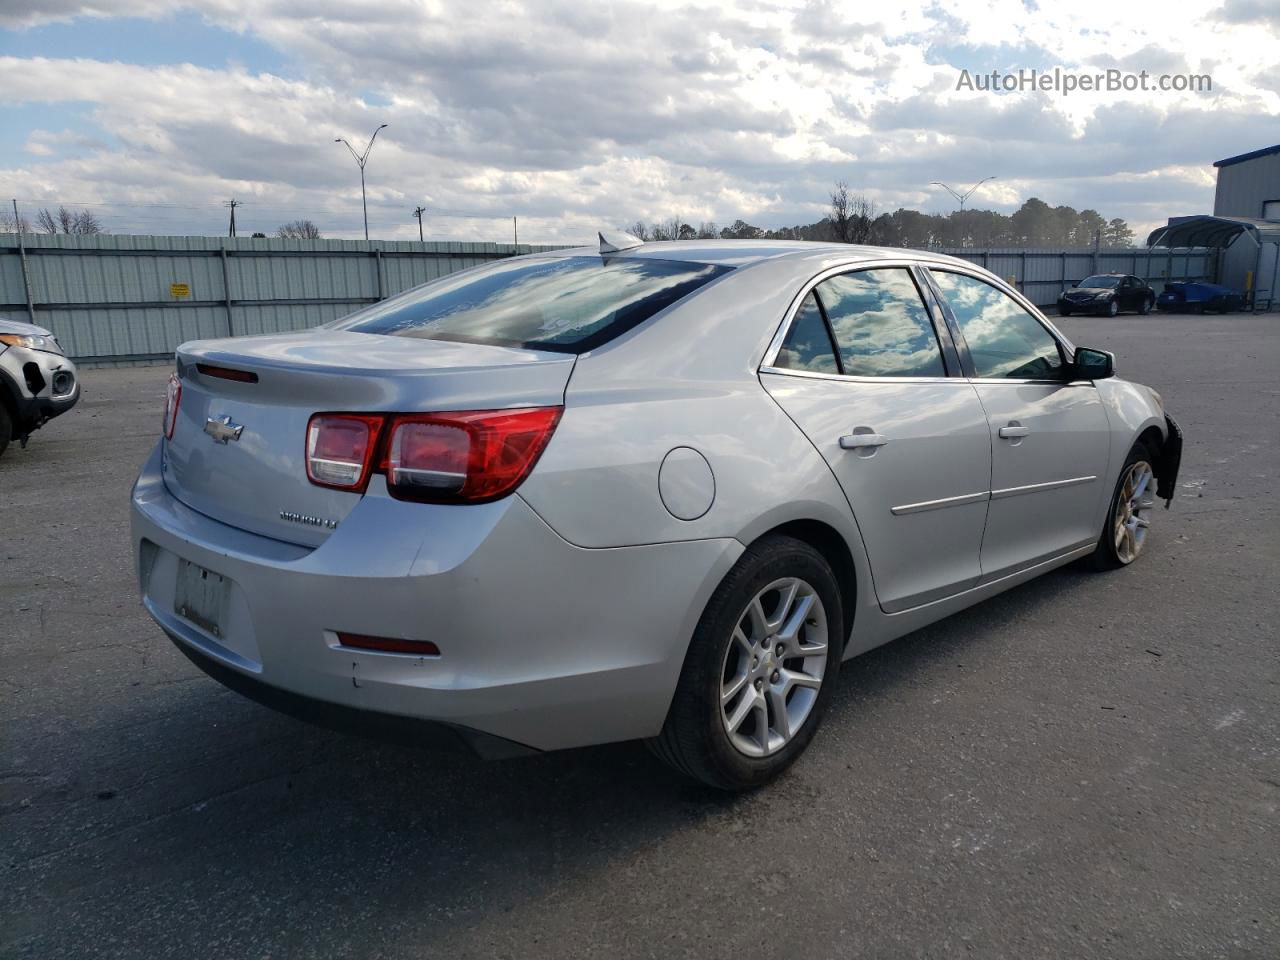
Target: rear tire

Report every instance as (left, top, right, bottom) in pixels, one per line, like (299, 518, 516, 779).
(1086, 441, 1155, 571)
(0, 403, 11, 459)
(649, 535, 842, 791)
(1138, 296, 1152, 315)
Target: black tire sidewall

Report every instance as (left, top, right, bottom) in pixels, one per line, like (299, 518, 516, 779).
(0, 403, 11, 458)
(664, 536, 843, 790)
(1091, 441, 1151, 570)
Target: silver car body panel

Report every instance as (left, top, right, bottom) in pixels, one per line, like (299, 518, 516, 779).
(132, 241, 1172, 752)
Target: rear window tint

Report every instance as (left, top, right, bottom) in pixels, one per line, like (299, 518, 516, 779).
(330, 255, 731, 353)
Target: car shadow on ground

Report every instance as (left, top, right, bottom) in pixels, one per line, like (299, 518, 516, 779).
(13, 559, 1100, 955)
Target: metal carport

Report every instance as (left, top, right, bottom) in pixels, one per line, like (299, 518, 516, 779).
(1147, 216, 1280, 313)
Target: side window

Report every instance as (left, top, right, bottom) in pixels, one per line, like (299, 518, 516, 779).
(931, 271, 1065, 380)
(774, 292, 838, 373)
(814, 268, 946, 378)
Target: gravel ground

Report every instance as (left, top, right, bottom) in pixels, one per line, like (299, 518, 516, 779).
(2, 313, 1277, 959)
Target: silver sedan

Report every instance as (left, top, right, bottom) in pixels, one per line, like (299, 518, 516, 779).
(131, 236, 1181, 790)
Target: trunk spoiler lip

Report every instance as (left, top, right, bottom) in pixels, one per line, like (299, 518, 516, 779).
(177, 330, 573, 378)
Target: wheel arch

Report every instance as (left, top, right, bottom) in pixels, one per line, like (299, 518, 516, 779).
(746, 518, 858, 652)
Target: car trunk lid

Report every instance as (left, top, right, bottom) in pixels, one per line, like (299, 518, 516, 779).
(162, 330, 574, 546)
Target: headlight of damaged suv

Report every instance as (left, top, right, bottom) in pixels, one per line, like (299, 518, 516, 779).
(0, 332, 63, 354)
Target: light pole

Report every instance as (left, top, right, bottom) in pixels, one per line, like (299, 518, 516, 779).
(335, 124, 388, 240)
(930, 176, 997, 211)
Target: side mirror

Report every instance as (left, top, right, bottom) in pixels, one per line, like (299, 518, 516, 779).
(1073, 346, 1115, 380)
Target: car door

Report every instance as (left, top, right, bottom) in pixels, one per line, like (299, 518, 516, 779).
(761, 265, 992, 613)
(926, 268, 1113, 581)
(1119, 276, 1139, 310)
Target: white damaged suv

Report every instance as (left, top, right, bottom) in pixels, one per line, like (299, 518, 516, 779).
(0, 316, 80, 458)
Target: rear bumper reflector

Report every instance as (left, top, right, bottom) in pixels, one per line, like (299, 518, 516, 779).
(335, 632, 441, 657)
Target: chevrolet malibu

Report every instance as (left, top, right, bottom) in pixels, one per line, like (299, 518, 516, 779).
(132, 236, 1182, 790)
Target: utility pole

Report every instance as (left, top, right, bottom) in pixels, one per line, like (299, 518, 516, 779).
(224, 198, 241, 237)
(335, 124, 388, 240)
(929, 176, 997, 211)
(12, 199, 36, 323)
(513, 216, 518, 247)
(413, 205, 426, 241)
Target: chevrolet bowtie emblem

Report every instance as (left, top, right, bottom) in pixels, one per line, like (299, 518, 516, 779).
(204, 414, 244, 444)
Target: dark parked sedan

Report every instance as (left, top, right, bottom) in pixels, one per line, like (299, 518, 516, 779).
(1058, 274, 1155, 317)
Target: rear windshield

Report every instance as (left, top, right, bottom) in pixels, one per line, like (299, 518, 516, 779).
(330, 255, 732, 353)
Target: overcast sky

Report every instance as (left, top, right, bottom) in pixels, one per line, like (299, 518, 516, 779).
(1, 0, 1276, 244)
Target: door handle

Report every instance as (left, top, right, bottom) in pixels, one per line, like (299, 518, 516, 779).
(998, 423, 1030, 439)
(839, 432, 890, 449)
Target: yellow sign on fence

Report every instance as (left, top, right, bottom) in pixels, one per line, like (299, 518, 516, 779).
(170, 283, 191, 299)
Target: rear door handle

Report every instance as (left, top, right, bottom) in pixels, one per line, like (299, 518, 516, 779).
(839, 432, 890, 449)
(998, 423, 1030, 439)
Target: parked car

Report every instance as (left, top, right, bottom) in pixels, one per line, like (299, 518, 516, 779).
(1058, 274, 1155, 316)
(1156, 281, 1247, 314)
(0, 317, 80, 458)
(132, 237, 1182, 790)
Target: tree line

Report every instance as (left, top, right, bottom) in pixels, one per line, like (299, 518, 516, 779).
(628, 183, 1135, 249)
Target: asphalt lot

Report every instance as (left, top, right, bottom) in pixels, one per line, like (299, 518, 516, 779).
(3, 313, 1277, 959)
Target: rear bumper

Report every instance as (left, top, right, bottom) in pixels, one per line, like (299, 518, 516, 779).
(131, 441, 742, 752)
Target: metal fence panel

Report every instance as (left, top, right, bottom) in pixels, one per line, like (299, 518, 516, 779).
(0, 234, 1219, 364)
(0, 233, 566, 362)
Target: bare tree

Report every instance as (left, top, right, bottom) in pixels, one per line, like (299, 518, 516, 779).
(36, 205, 102, 235)
(649, 217, 682, 241)
(0, 208, 31, 233)
(849, 194, 878, 244)
(276, 219, 323, 239)
(624, 221, 650, 241)
(696, 221, 720, 239)
(830, 181, 853, 243)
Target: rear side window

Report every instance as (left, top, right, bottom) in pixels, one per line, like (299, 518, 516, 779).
(331, 255, 731, 353)
(930, 270, 1064, 380)
(815, 268, 946, 378)
(774, 292, 838, 373)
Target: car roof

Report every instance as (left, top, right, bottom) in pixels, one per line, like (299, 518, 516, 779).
(542, 239, 978, 269)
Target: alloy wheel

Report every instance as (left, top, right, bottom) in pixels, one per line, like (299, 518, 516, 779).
(719, 577, 828, 757)
(1114, 460, 1155, 564)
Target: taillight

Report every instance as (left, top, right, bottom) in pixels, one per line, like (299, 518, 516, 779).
(383, 407, 562, 503)
(302, 406, 562, 503)
(162, 372, 181, 439)
(306, 414, 383, 490)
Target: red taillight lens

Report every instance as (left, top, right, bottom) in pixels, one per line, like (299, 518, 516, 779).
(162, 372, 181, 439)
(384, 407, 562, 503)
(306, 414, 383, 490)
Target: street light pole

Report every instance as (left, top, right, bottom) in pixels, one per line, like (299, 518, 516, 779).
(930, 176, 997, 211)
(335, 124, 388, 240)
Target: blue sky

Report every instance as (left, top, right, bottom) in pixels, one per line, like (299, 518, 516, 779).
(1, 0, 1276, 242)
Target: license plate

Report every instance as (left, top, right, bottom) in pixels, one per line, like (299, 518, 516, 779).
(174, 560, 230, 638)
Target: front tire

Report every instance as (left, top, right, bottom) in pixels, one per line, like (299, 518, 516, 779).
(0, 403, 11, 459)
(1059, 306, 1073, 317)
(1106, 299, 1119, 317)
(649, 535, 842, 791)
(1087, 441, 1155, 571)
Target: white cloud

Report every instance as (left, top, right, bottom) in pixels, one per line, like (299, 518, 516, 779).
(1, 0, 1276, 242)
